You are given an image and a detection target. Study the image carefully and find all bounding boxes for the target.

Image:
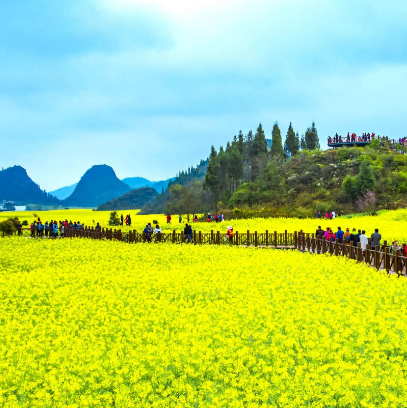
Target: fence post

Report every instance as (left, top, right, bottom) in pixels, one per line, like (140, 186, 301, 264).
(349, 242, 354, 259)
(285, 230, 287, 247)
(357, 243, 362, 262)
(266, 230, 269, 247)
(334, 239, 339, 256)
(294, 231, 297, 249)
(117, 230, 122, 241)
(311, 237, 316, 253)
(274, 231, 277, 249)
(385, 247, 390, 273)
(199, 231, 202, 245)
(172, 230, 176, 244)
(211, 230, 214, 245)
(365, 244, 371, 265)
(374, 246, 380, 269)
(247, 230, 250, 247)
(235, 231, 239, 246)
(217, 231, 220, 245)
(395, 249, 400, 276)
(194, 230, 197, 245)
(255, 231, 258, 247)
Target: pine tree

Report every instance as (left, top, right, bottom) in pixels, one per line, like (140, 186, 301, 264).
(284, 122, 299, 158)
(203, 146, 221, 211)
(237, 130, 244, 155)
(356, 160, 375, 196)
(270, 122, 284, 158)
(342, 175, 358, 202)
(227, 146, 244, 192)
(253, 123, 267, 156)
(304, 122, 320, 150)
(300, 134, 307, 150)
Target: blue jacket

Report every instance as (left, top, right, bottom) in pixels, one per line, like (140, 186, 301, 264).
(336, 230, 344, 239)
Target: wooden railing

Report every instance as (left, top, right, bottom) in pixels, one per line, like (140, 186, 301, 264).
(6, 227, 407, 276)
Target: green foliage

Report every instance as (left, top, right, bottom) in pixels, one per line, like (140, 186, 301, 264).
(300, 134, 307, 150)
(270, 122, 284, 158)
(341, 175, 358, 202)
(284, 122, 299, 158)
(0, 217, 19, 235)
(203, 146, 221, 211)
(356, 160, 375, 196)
(304, 122, 320, 150)
(108, 211, 121, 226)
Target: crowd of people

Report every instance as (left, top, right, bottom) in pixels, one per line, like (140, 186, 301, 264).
(314, 226, 406, 255)
(27, 219, 85, 238)
(316, 211, 336, 219)
(327, 133, 401, 145)
(164, 213, 225, 223)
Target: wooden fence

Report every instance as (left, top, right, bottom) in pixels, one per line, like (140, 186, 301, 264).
(6, 227, 407, 276)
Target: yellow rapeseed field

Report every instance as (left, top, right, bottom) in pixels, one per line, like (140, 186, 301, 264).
(1, 237, 407, 407)
(4, 208, 407, 244)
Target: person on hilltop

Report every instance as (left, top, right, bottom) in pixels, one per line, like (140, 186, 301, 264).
(336, 227, 344, 244)
(179, 214, 182, 223)
(166, 214, 171, 224)
(370, 228, 381, 251)
(316, 226, 324, 239)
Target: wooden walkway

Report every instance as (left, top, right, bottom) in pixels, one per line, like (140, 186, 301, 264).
(10, 226, 407, 277)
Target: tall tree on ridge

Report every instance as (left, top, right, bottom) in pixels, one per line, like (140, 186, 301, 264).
(270, 122, 284, 158)
(251, 123, 268, 181)
(284, 122, 299, 158)
(304, 121, 320, 150)
(203, 146, 221, 211)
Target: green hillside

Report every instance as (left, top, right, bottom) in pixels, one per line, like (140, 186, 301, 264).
(97, 187, 158, 211)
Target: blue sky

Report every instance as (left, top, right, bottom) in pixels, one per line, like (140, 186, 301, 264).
(1, 0, 407, 190)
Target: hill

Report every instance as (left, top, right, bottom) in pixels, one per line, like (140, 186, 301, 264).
(0, 166, 60, 205)
(122, 177, 175, 192)
(97, 187, 158, 211)
(50, 183, 78, 200)
(64, 165, 131, 208)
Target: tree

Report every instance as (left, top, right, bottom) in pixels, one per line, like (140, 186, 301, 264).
(284, 122, 299, 158)
(251, 123, 268, 181)
(108, 211, 121, 226)
(304, 122, 320, 150)
(227, 146, 244, 192)
(300, 134, 307, 150)
(341, 175, 358, 202)
(237, 130, 245, 155)
(203, 146, 221, 211)
(356, 160, 375, 196)
(270, 122, 284, 158)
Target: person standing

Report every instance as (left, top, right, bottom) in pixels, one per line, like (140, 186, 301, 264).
(60, 223, 65, 238)
(166, 214, 171, 224)
(17, 221, 22, 236)
(316, 211, 321, 219)
(194, 214, 198, 222)
(220, 213, 224, 222)
(370, 229, 381, 251)
(350, 228, 360, 247)
(44, 221, 49, 237)
(53, 222, 58, 238)
(120, 214, 124, 226)
(316, 226, 324, 240)
(184, 223, 192, 243)
(336, 227, 344, 244)
(128, 215, 132, 227)
(179, 214, 182, 223)
(359, 230, 368, 251)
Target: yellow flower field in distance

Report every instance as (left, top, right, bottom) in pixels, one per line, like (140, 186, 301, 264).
(1, 238, 407, 407)
(4, 208, 407, 245)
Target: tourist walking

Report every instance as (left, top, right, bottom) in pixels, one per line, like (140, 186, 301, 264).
(184, 223, 193, 243)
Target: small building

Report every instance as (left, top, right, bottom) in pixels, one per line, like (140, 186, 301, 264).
(15, 206, 27, 211)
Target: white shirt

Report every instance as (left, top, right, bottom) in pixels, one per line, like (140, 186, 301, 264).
(154, 228, 162, 234)
(359, 234, 368, 250)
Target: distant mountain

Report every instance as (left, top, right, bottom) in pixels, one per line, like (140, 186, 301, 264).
(122, 177, 153, 189)
(50, 183, 78, 200)
(97, 187, 158, 211)
(0, 165, 60, 205)
(122, 177, 175, 192)
(64, 165, 131, 208)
